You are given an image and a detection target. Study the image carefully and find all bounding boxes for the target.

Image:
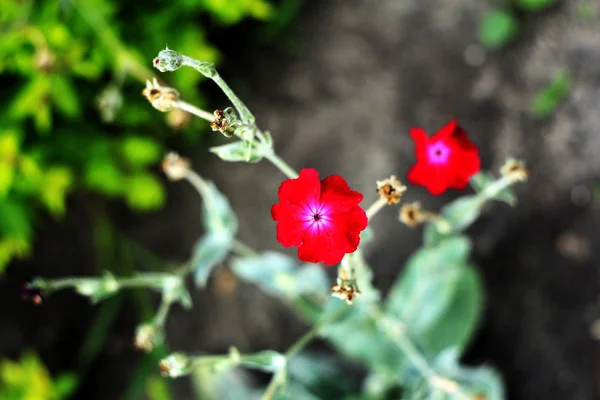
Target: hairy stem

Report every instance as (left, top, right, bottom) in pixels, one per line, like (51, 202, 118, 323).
(263, 151, 299, 179)
(365, 197, 388, 219)
(211, 74, 255, 124)
(176, 100, 215, 122)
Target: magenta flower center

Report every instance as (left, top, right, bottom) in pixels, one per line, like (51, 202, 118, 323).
(303, 201, 332, 231)
(427, 141, 451, 164)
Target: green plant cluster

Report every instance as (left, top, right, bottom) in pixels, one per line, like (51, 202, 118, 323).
(0, 352, 76, 400)
(0, 0, 276, 272)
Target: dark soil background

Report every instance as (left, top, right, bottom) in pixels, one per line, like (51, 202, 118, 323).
(3, 0, 600, 399)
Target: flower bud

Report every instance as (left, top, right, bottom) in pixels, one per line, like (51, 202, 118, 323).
(135, 323, 164, 352)
(161, 152, 190, 181)
(153, 48, 183, 72)
(159, 353, 192, 378)
(376, 176, 407, 205)
(331, 267, 361, 305)
(142, 78, 180, 112)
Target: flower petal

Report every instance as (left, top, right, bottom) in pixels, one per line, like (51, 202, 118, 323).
(277, 168, 321, 207)
(272, 169, 367, 265)
(320, 175, 364, 214)
(407, 119, 480, 195)
(297, 222, 347, 265)
(272, 202, 309, 247)
(432, 119, 458, 141)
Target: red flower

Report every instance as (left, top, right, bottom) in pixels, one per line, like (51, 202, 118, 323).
(271, 168, 368, 265)
(407, 119, 480, 195)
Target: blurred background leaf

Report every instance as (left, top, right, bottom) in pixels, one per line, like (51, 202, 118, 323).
(0, 352, 77, 400)
(0, 0, 282, 272)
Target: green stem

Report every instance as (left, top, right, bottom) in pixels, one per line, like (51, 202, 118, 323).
(376, 314, 434, 377)
(232, 239, 259, 257)
(263, 151, 299, 179)
(285, 324, 321, 358)
(211, 74, 255, 124)
(153, 295, 173, 328)
(262, 368, 287, 400)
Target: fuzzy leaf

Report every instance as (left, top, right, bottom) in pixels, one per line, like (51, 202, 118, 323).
(192, 179, 237, 286)
(230, 251, 329, 298)
(320, 298, 406, 373)
(192, 231, 233, 287)
(386, 237, 482, 355)
(210, 141, 263, 163)
(432, 348, 505, 400)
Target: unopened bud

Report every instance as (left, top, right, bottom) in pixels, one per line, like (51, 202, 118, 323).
(376, 176, 407, 205)
(159, 353, 192, 378)
(161, 152, 190, 181)
(153, 48, 183, 72)
(142, 78, 180, 112)
(135, 323, 164, 352)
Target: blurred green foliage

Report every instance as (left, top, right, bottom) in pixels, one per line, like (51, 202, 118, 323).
(0, 352, 76, 400)
(0, 0, 277, 272)
(479, 0, 557, 49)
(531, 70, 573, 118)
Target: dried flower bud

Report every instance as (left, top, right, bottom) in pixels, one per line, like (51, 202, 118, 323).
(142, 78, 180, 112)
(167, 108, 191, 130)
(210, 109, 230, 134)
(162, 152, 190, 181)
(399, 202, 425, 228)
(376, 176, 407, 205)
(135, 323, 164, 352)
(331, 267, 361, 305)
(500, 158, 529, 183)
(153, 48, 183, 72)
(159, 353, 192, 378)
(21, 280, 43, 305)
(331, 282, 361, 305)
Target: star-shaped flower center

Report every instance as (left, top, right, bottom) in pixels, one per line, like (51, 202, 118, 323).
(303, 202, 331, 232)
(427, 141, 451, 164)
